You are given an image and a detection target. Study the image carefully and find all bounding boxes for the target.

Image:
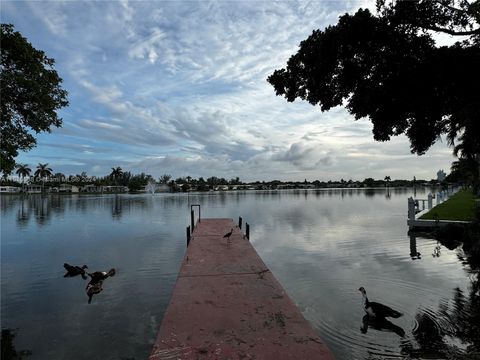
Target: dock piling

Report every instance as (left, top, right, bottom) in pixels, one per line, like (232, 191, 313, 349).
(186, 226, 191, 246)
(246, 222, 250, 240)
(238, 216, 242, 229)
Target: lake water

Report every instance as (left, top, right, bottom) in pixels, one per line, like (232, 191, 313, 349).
(1, 189, 478, 359)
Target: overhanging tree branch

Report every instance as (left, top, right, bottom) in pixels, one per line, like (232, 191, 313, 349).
(424, 25, 480, 36)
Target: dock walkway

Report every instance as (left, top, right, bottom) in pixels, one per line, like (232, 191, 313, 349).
(149, 218, 334, 360)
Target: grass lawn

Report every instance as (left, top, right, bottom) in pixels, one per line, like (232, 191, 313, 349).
(420, 189, 477, 221)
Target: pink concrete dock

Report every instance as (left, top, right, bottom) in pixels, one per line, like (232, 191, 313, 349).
(149, 218, 334, 360)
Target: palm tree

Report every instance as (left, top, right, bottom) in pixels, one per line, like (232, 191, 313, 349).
(110, 167, 123, 186)
(34, 163, 53, 193)
(384, 176, 391, 187)
(15, 164, 31, 192)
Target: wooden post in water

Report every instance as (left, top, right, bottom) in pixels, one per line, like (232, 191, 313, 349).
(246, 222, 250, 240)
(238, 216, 243, 229)
(186, 226, 191, 246)
(408, 197, 415, 220)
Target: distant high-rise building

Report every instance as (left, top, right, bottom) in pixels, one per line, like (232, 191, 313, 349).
(437, 169, 446, 182)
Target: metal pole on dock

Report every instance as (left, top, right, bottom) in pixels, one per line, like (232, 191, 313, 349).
(191, 210, 194, 231)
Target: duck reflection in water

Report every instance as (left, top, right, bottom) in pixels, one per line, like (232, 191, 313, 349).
(86, 268, 116, 304)
(361, 314, 405, 337)
(358, 286, 405, 337)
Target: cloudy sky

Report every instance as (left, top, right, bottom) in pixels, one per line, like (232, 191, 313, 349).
(3, 0, 455, 182)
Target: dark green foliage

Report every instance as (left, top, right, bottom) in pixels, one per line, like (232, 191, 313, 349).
(1, 24, 68, 176)
(128, 172, 153, 191)
(268, 1, 479, 157)
(158, 174, 171, 184)
(1, 329, 32, 359)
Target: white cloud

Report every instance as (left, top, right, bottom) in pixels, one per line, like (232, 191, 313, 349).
(6, 0, 456, 181)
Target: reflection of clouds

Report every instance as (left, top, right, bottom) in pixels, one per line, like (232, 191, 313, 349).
(1, 189, 475, 359)
(2, 194, 187, 359)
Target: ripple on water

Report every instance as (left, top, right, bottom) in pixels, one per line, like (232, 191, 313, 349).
(296, 276, 464, 359)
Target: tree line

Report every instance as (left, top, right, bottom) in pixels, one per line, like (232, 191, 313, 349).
(1, 162, 462, 193)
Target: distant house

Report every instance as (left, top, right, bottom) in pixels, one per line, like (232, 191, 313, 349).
(81, 184, 102, 193)
(25, 185, 42, 193)
(156, 184, 170, 192)
(102, 185, 128, 193)
(299, 184, 315, 189)
(0, 186, 21, 193)
(58, 184, 79, 193)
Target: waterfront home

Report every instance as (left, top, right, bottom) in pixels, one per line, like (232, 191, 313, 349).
(81, 184, 102, 193)
(102, 185, 129, 193)
(156, 184, 170, 192)
(25, 185, 42, 193)
(0, 186, 21, 193)
(58, 184, 79, 193)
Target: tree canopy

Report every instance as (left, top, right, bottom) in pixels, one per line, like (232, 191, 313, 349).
(1, 24, 68, 176)
(268, 0, 479, 158)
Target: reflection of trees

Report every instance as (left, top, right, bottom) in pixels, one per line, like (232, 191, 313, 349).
(16, 197, 30, 227)
(400, 237, 480, 358)
(111, 195, 123, 219)
(33, 195, 51, 226)
(1, 329, 32, 359)
(364, 189, 375, 197)
(385, 187, 391, 199)
(400, 285, 480, 358)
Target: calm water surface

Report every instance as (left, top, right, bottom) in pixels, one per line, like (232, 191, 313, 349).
(1, 189, 478, 359)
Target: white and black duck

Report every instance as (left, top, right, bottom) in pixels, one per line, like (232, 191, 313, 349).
(85, 268, 116, 304)
(358, 287, 403, 318)
(87, 268, 116, 282)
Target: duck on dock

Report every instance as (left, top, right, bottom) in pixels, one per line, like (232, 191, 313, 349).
(223, 228, 233, 243)
(63, 263, 88, 279)
(358, 287, 403, 318)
